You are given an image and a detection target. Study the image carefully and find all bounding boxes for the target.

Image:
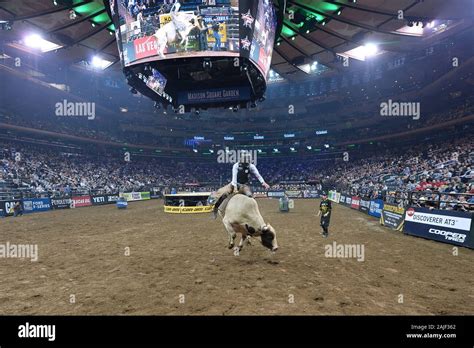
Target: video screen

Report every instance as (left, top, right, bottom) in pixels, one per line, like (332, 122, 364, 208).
(113, 0, 240, 66)
(249, 0, 277, 78)
(145, 68, 168, 96)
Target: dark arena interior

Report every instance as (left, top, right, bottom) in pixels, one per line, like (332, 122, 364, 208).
(0, 0, 474, 342)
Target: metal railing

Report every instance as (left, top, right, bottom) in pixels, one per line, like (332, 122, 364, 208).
(408, 191, 474, 211)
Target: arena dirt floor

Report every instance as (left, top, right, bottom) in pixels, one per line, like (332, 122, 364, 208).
(0, 199, 473, 315)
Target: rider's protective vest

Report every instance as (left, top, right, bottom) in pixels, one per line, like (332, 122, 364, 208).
(237, 163, 250, 185)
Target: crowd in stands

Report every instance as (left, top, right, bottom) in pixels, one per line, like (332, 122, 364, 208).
(1, 136, 473, 210)
(325, 138, 474, 211)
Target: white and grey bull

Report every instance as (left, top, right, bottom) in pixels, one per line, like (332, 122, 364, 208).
(214, 193, 278, 254)
(154, 11, 204, 59)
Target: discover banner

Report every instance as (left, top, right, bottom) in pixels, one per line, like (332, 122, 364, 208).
(404, 207, 473, 249)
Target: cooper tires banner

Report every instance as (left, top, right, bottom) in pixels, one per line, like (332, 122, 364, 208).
(404, 207, 473, 249)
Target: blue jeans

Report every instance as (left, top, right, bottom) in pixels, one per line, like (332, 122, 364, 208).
(213, 32, 221, 51)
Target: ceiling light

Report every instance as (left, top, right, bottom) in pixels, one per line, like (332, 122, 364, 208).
(91, 56, 113, 70)
(24, 34, 42, 48)
(23, 34, 62, 52)
(363, 43, 378, 57)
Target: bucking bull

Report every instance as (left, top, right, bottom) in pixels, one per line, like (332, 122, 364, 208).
(208, 185, 278, 254)
(154, 2, 205, 58)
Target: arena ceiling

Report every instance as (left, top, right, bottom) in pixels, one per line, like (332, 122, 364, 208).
(0, 0, 473, 80)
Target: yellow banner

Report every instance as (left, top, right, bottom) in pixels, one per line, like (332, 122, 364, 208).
(159, 14, 172, 26)
(164, 205, 214, 214)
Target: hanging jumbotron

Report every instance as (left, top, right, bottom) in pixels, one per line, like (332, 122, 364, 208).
(104, 0, 281, 112)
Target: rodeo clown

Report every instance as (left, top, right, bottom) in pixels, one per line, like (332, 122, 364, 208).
(317, 192, 332, 238)
(211, 151, 270, 218)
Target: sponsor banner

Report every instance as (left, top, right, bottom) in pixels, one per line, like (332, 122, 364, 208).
(369, 199, 384, 218)
(120, 192, 139, 201)
(404, 207, 472, 248)
(405, 207, 471, 231)
(339, 194, 346, 204)
(351, 196, 360, 210)
(328, 191, 338, 202)
(380, 203, 405, 231)
(71, 196, 92, 208)
(285, 190, 303, 198)
(22, 198, 51, 214)
(345, 195, 352, 206)
(51, 197, 72, 209)
(359, 198, 371, 214)
(120, 192, 151, 202)
(140, 192, 151, 200)
(91, 194, 120, 206)
(267, 191, 286, 198)
(254, 192, 267, 198)
(164, 206, 213, 214)
(303, 190, 320, 198)
(133, 35, 159, 61)
(0, 199, 22, 217)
